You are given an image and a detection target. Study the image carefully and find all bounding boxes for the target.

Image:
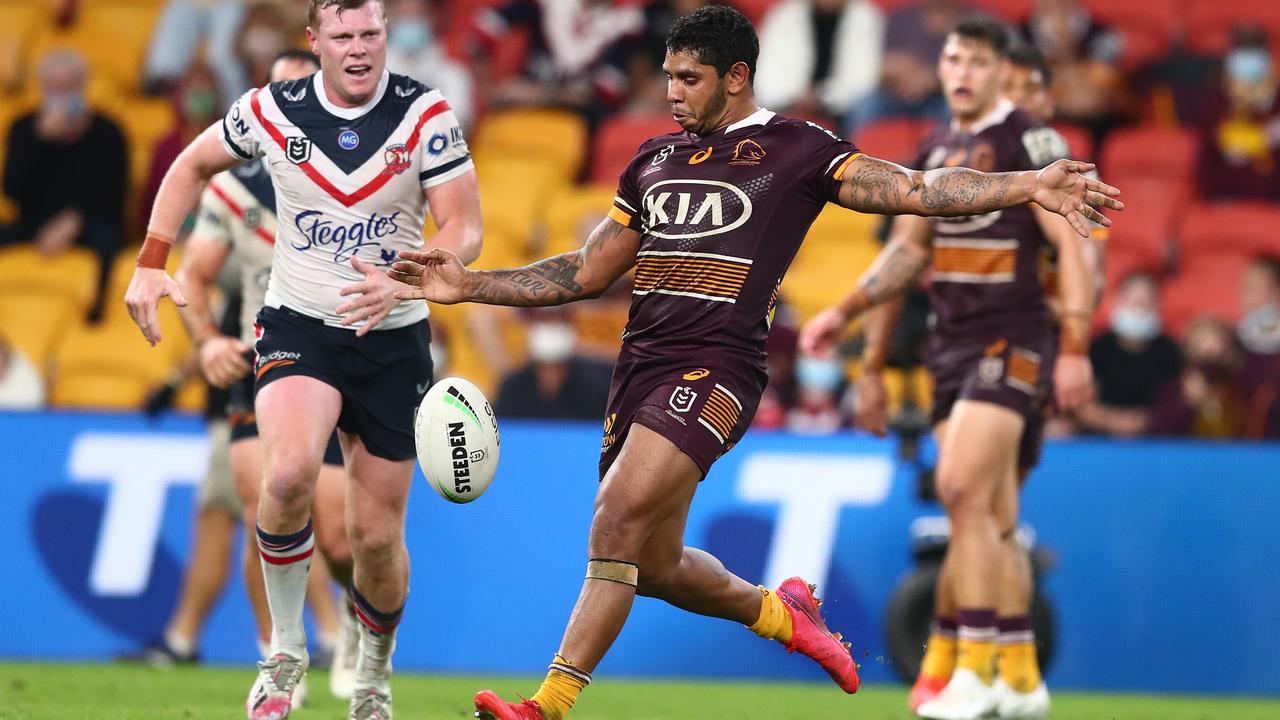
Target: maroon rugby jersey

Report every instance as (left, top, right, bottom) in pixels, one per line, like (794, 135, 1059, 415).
(914, 99, 1068, 339)
(608, 109, 860, 362)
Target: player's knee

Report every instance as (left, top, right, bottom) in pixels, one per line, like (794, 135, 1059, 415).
(589, 497, 661, 558)
(315, 520, 352, 571)
(935, 466, 986, 519)
(260, 464, 316, 514)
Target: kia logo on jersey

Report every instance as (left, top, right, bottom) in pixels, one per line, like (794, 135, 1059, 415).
(641, 179, 753, 239)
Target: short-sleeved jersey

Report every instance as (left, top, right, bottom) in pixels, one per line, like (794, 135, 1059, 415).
(914, 99, 1066, 339)
(190, 159, 277, 344)
(609, 109, 859, 363)
(219, 69, 472, 329)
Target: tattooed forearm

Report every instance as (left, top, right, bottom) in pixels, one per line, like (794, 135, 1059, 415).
(469, 253, 587, 307)
(856, 240, 930, 305)
(837, 156, 1032, 217)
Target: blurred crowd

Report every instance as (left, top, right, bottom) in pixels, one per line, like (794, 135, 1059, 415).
(0, 0, 1278, 442)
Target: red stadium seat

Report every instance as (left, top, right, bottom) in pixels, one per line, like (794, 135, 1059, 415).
(590, 113, 681, 184)
(853, 118, 935, 166)
(730, 0, 780, 25)
(1104, 176, 1185, 270)
(1186, 0, 1280, 56)
(1160, 252, 1252, 336)
(1052, 121, 1094, 162)
(1101, 125, 1198, 186)
(1179, 201, 1280, 259)
(969, 0, 1033, 23)
(1081, 0, 1181, 69)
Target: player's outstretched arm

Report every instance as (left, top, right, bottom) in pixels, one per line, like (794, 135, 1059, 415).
(834, 154, 1123, 237)
(800, 214, 932, 355)
(391, 217, 641, 307)
(125, 126, 243, 345)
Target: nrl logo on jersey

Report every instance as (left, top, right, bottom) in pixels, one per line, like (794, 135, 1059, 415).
(641, 179, 753, 239)
(286, 136, 312, 164)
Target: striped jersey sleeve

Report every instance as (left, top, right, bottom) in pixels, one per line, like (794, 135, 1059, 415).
(219, 89, 262, 161)
(416, 96, 473, 189)
(608, 145, 646, 232)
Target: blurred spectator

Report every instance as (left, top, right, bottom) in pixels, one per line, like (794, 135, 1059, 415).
(143, 0, 306, 107)
(1195, 26, 1280, 203)
(1004, 42, 1055, 122)
(755, 0, 883, 123)
(844, 0, 961, 132)
(472, 0, 645, 120)
(141, 62, 222, 231)
(786, 353, 848, 434)
(609, 0, 712, 114)
(1237, 255, 1280, 438)
(235, 3, 290, 91)
(0, 334, 45, 410)
(1020, 0, 1128, 142)
(1072, 273, 1181, 437)
(495, 311, 612, 420)
(1149, 317, 1247, 439)
(755, 319, 800, 430)
(385, 0, 474, 130)
(0, 49, 127, 322)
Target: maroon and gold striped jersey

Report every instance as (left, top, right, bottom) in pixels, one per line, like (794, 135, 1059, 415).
(609, 109, 859, 363)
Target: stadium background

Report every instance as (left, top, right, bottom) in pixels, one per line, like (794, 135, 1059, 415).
(0, 0, 1278, 716)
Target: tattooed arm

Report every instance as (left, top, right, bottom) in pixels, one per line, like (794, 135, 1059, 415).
(834, 154, 1124, 238)
(390, 217, 641, 307)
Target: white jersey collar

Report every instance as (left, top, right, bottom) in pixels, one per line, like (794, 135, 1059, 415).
(315, 68, 390, 120)
(951, 97, 1015, 136)
(721, 107, 775, 135)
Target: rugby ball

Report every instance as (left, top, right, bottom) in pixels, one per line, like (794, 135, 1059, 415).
(414, 376, 500, 503)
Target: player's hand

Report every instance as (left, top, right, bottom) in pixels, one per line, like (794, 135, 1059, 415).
(125, 267, 188, 346)
(337, 257, 406, 337)
(390, 249, 471, 305)
(1053, 352, 1095, 411)
(1032, 160, 1124, 238)
(799, 307, 850, 358)
(197, 335, 252, 388)
(853, 371, 890, 437)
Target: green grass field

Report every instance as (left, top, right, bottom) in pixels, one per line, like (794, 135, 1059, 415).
(0, 662, 1276, 719)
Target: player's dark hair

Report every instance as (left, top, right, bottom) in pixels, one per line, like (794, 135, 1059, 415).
(308, 0, 384, 28)
(665, 5, 759, 83)
(1250, 254, 1280, 288)
(1008, 42, 1051, 85)
(950, 16, 1013, 58)
(273, 49, 320, 70)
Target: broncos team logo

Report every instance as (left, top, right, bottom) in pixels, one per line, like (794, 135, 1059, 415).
(729, 139, 766, 166)
(384, 143, 411, 175)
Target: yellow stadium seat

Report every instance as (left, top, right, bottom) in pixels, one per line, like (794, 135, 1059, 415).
(428, 303, 499, 397)
(0, 1, 49, 93)
(543, 184, 615, 256)
(50, 319, 173, 410)
(784, 206, 883, 321)
(472, 156, 564, 258)
(0, 291, 81, 375)
(0, 246, 100, 313)
(23, 1, 160, 95)
(471, 108, 588, 183)
(173, 376, 207, 413)
(0, 94, 35, 224)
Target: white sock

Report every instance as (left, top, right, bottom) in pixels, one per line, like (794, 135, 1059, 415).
(164, 630, 195, 657)
(256, 521, 315, 658)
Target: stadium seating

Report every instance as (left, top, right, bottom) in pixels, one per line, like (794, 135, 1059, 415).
(969, 0, 1033, 23)
(0, 291, 82, 376)
(471, 108, 588, 184)
(0, 246, 100, 315)
(1179, 201, 1280, 260)
(1053, 122, 1094, 163)
(1100, 124, 1197, 187)
(543, 184, 615, 256)
(1082, 0, 1180, 69)
(853, 118, 934, 166)
(784, 206, 882, 321)
(1185, 0, 1280, 56)
(22, 1, 161, 96)
(472, 156, 565, 264)
(1160, 252, 1251, 336)
(591, 113, 681, 185)
(1102, 176, 1184, 271)
(49, 320, 173, 410)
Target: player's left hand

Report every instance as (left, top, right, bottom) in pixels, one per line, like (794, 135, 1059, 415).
(1053, 352, 1095, 411)
(1032, 160, 1124, 238)
(337, 257, 407, 337)
(125, 267, 188, 346)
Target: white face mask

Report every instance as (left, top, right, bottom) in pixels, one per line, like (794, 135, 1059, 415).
(1111, 307, 1161, 342)
(1239, 303, 1280, 354)
(527, 323, 576, 363)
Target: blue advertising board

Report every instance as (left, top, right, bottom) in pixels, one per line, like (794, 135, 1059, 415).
(0, 410, 1276, 695)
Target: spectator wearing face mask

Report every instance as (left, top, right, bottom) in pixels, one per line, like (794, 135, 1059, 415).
(0, 333, 45, 410)
(140, 62, 222, 232)
(1237, 255, 1280, 438)
(1150, 317, 1249, 439)
(235, 3, 289, 91)
(786, 353, 849, 434)
(1072, 273, 1181, 437)
(0, 49, 128, 322)
(385, 0, 474, 131)
(495, 311, 613, 421)
(1197, 25, 1280, 202)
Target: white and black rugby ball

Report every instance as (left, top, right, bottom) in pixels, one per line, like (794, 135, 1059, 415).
(414, 376, 500, 503)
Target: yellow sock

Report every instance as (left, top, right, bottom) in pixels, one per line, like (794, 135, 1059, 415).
(999, 641, 1042, 692)
(747, 586, 793, 644)
(957, 638, 997, 685)
(919, 631, 958, 680)
(530, 655, 590, 720)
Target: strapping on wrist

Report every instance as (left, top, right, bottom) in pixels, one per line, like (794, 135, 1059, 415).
(137, 231, 174, 269)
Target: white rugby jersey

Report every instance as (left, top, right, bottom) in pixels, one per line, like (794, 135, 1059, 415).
(218, 69, 473, 329)
(190, 159, 278, 344)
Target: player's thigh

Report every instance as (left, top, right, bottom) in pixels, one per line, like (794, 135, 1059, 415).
(593, 423, 701, 551)
(341, 432, 415, 540)
(935, 400, 1025, 510)
(256, 375, 342, 482)
(991, 463, 1023, 534)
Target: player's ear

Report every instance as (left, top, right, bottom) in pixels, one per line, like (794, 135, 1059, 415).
(726, 61, 750, 95)
(306, 26, 319, 55)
